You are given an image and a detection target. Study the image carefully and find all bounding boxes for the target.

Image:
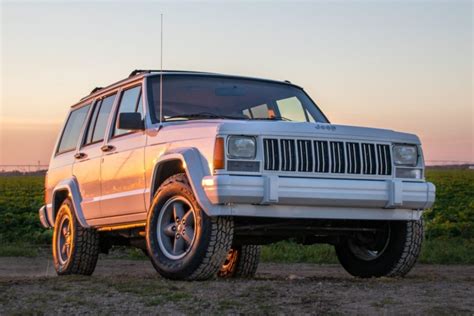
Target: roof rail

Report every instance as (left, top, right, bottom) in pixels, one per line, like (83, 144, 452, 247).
(128, 69, 213, 77)
(79, 86, 104, 101)
(128, 69, 160, 77)
(90, 87, 103, 94)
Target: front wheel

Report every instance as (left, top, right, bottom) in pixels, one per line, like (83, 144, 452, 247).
(146, 173, 233, 281)
(335, 220, 423, 278)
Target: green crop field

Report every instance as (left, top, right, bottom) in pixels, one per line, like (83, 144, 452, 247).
(0, 169, 472, 263)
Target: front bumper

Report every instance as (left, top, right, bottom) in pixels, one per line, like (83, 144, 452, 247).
(202, 175, 435, 220)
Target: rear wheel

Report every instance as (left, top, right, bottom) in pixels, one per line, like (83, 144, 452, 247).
(146, 173, 233, 280)
(218, 245, 261, 278)
(52, 198, 99, 275)
(335, 220, 423, 278)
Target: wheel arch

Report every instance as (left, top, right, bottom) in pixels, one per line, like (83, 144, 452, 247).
(51, 178, 89, 228)
(149, 148, 216, 216)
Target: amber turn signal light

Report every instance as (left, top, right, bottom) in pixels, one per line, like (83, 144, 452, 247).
(213, 137, 225, 170)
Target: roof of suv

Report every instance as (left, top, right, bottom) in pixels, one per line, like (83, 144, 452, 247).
(74, 70, 299, 108)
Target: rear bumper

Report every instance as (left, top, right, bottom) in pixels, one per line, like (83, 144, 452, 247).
(201, 175, 435, 220)
(39, 205, 52, 228)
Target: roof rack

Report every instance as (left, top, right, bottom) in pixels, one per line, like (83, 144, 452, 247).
(129, 69, 159, 77)
(90, 87, 103, 94)
(128, 69, 212, 77)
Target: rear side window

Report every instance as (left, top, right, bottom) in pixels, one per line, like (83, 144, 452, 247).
(57, 104, 91, 154)
(84, 94, 116, 145)
(113, 86, 142, 137)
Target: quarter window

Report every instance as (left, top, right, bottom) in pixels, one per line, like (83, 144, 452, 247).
(113, 86, 142, 137)
(57, 104, 91, 153)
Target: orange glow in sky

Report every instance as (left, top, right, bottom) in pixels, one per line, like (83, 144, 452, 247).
(1, 1, 472, 165)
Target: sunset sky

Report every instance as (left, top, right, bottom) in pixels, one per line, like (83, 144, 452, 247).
(1, 1, 472, 166)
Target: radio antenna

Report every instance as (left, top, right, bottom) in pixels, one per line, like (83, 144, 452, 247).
(160, 13, 163, 124)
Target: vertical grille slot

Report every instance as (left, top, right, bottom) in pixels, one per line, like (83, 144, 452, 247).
(330, 141, 345, 173)
(361, 143, 377, 175)
(280, 139, 296, 171)
(314, 140, 329, 173)
(346, 142, 361, 174)
(297, 140, 313, 172)
(377, 144, 392, 175)
(263, 139, 279, 171)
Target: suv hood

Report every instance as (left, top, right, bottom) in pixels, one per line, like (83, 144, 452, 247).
(212, 120, 420, 144)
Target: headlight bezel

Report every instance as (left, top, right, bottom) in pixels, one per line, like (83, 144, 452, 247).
(227, 135, 257, 159)
(392, 144, 419, 167)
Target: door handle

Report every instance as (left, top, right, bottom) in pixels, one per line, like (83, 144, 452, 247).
(101, 145, 115, 152)
(74, 152, 87, 159)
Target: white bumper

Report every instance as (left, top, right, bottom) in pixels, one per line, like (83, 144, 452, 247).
(201, 175, 435, 220)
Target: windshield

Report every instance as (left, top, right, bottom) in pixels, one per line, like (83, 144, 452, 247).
(147, 75, 329, 123)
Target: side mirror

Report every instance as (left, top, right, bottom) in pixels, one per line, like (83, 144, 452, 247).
(118, 112, 144, 130)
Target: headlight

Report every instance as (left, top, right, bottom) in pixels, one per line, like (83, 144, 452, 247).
(393, 144, 418, 166)
(228, 136, 256, 159)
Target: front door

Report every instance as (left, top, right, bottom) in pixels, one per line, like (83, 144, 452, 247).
(100, 84, 147, 220)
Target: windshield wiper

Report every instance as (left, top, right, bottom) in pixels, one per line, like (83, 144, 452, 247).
(250, 116, 292, 121)
(165, 112, 244, 121)
(165, 112, 292, 122)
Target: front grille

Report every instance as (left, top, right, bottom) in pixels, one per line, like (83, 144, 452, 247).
(263, 138, 392, 176)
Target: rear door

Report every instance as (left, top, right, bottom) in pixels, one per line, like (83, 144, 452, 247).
(48, 103, 91, 220)
(73, 92, 117, 220)
(99, 83, 147, 220)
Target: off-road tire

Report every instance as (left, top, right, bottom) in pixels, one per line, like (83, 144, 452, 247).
(218, 245, 261, 278)
(146, 173, 233, 281)
(52, 198, 99, 275)
(335, 220, 423, 278)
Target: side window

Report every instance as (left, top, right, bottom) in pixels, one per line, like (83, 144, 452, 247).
(277, 97, 310, 122)
(113, 86, 142, 137)
(84, 94, 116, 145)
(57, 104, 91, 154)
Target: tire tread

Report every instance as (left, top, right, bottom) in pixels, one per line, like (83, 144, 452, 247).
(387, 220, 423, 277)
(148, 173, 233, 281)
(234, 245, 261, 277)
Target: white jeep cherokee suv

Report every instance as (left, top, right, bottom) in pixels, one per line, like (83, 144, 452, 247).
(39, 70, 435, 280)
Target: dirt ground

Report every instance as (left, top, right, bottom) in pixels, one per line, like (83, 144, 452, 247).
(0, 256, 473, 315)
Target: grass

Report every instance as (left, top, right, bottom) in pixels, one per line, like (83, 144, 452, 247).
(418, 237, 474, 264)
(260, 237, 474, 265)
(2, 238, 471, 265)
(424, 169, 474, 239)
(0, 242, 40, 257)
(0, 169, 473, 264)
(261, 242, 338, 264)
(0, 175, 52, 244)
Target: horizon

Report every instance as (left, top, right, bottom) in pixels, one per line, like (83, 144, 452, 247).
(1, 1, 472, 165)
